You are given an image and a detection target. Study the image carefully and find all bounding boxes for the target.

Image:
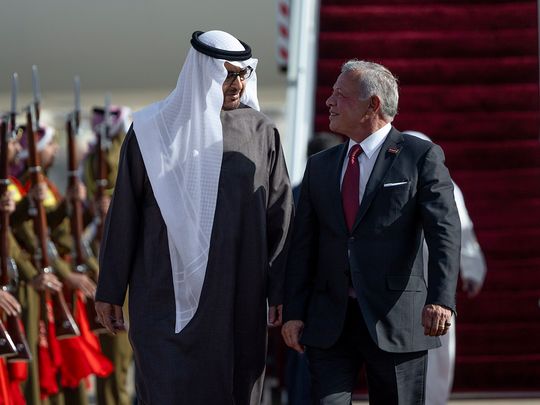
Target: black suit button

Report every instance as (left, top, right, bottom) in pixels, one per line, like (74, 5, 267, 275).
(348, 237, 355, 242)
(343, 270, 349, 276)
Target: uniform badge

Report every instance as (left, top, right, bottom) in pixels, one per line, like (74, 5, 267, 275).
(388, 147, 400, 154)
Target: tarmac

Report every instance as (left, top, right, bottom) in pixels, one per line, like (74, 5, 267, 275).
(354, 401, 540, 405)
(353, 393, 540, 405)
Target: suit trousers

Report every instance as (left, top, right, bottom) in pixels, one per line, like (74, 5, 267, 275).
(306, 298, 427, 405)
(426, 315, 456, 405)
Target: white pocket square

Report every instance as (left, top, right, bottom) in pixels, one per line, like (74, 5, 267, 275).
(383, 181, 409, 188)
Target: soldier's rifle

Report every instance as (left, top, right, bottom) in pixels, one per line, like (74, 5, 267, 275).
(31, 65, 41, 128)
(0, 117, 19, 358)
(10, 73, 18, 135)
(0, 76, 32, 361)
(66, 78, 106, 333)
(94, 94, 111, 244)
(25, 105, 80, 339)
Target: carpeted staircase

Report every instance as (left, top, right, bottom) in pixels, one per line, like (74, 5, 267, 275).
(315, 0, 540, 393)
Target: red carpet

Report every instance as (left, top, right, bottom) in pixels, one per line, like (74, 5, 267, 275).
(316, 0, 540, 393)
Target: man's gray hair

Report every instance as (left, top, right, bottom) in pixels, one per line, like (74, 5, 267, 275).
(341, 60, 399, 120)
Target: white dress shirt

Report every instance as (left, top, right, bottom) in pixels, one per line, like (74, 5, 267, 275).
(340, 123, 392, 204)
(340, 124, 391, 298)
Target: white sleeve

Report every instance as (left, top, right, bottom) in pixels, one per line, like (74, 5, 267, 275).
(454, 182, 487, 284)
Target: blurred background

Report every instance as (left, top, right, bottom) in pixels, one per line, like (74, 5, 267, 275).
(0, 0, 289, 191)
(0, 0, 286, 92)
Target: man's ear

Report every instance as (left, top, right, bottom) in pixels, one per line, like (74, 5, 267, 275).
(369, 96, 381, 112)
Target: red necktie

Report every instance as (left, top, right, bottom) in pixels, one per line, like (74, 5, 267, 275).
(342, 144, 362, 232)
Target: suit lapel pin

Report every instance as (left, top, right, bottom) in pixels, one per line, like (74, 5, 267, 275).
(388, 147, 400, 154)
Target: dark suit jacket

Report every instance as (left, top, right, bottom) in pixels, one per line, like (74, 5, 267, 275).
(284, 127, 461, 353)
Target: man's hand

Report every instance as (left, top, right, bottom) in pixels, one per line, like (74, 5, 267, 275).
(0, 191, 15, 214)
(27, 183, 48, 202)
(95, 301, 125, 335)
(0, 291, 21, 316)
(282, 320, 305, 353)
(64, 273, 97, 298)
(30, 273, 63, 293)
(422, 304, 453, 337)
(268, 304, 283, 327)
(66, 182, 87, 202)
(462, 277, 483, 298)
(94, 195, 111, 217)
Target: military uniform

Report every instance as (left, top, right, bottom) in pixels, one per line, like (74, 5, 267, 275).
(9, 176, 67, 405)
(4, 228, 35, 404)
(13, 121, 112, 404)
(83, 108, 132, 405)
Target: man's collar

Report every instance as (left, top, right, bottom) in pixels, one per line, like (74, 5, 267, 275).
(347, 122, 392, 159)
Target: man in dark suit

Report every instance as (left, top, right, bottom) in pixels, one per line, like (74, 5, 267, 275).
(282, 60, 461, 404)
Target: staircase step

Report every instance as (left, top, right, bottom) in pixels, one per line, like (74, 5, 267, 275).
(400, 84, 539, 113)
(439, 140, 540, 170)
(320, 4, 537, 32)
(316, 83, 538, 113)
(457, 290, 540, 323)
(452, 168, 540, 200)
(454, 354, 540, 392)
(318, 57, 539, 85)
(476, 228, 540, 261)
(318, 30, 538, 59)
(486, 256, 540, 269)
(323, 0, 535, 5)
(482, 265, 540, 291)
(456, 323, 540, 356)
(465, 198, 540, 231)
(394, 112, 539, 141)
(315, 112, 540, 141)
